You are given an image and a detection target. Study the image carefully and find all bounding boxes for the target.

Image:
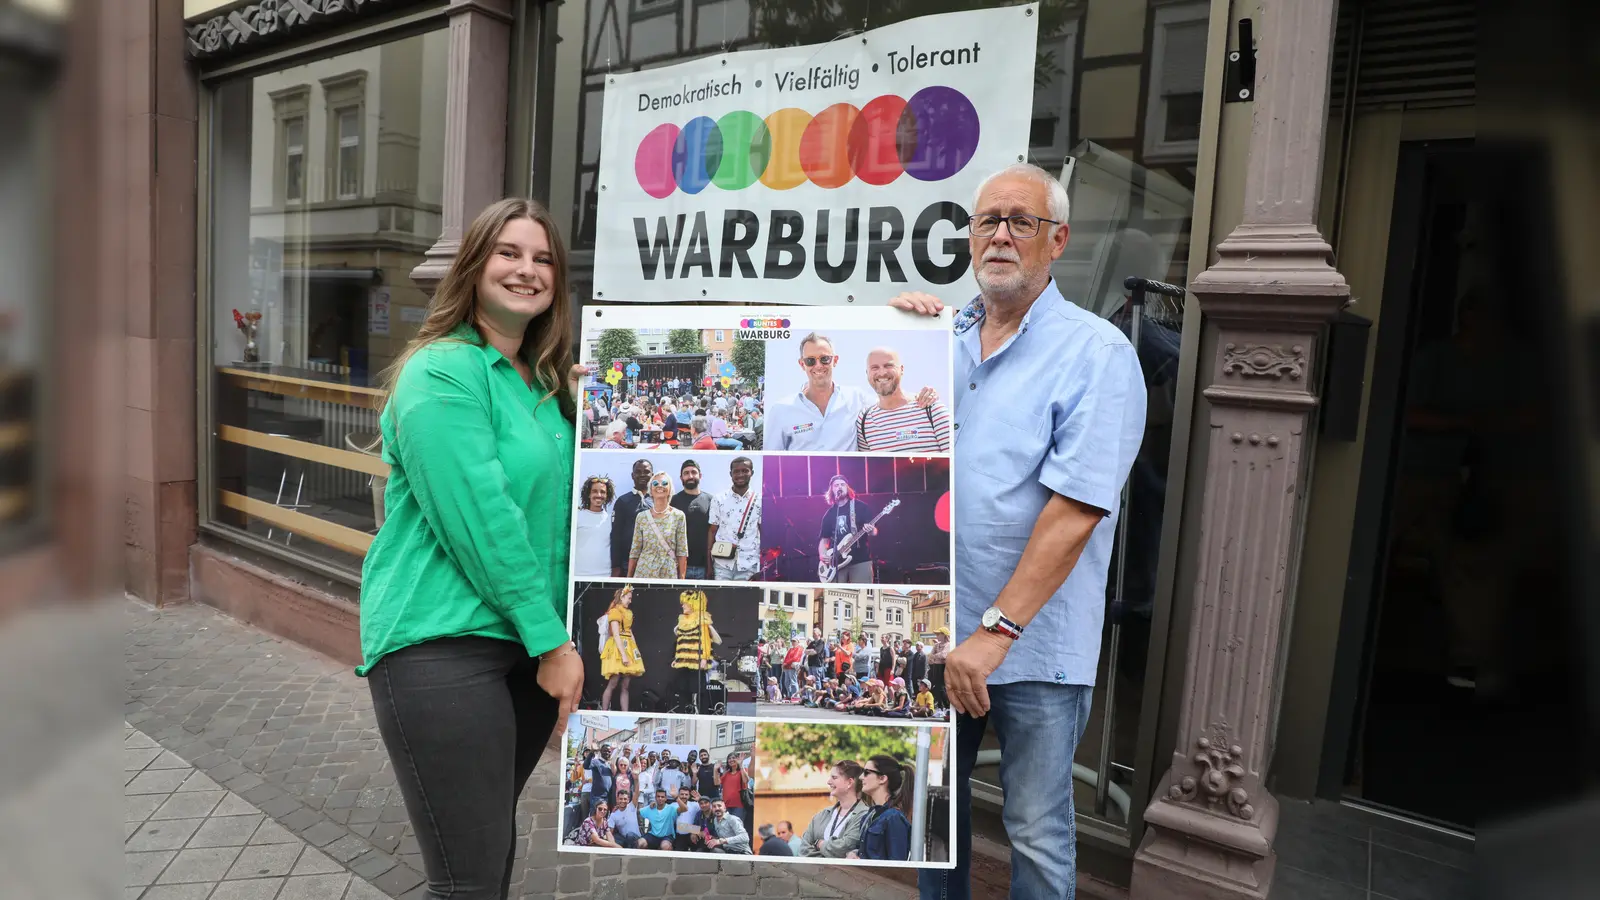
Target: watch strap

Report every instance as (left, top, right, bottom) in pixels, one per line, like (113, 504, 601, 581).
(984, 609, 1023, 640)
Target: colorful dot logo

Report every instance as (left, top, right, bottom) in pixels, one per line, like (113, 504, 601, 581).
(635, 87, 980, 198)
(739, 318, 792, 328)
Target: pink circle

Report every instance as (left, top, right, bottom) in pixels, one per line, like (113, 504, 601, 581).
(635, 124, 680, 198)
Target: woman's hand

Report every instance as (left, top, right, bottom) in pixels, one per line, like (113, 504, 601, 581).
(568, 364, 589, 394)
(539, 643, 585, 721)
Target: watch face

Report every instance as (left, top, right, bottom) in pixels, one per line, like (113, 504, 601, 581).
(981, 607, 1000, 629)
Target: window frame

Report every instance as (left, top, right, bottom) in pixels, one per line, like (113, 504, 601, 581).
(321, 70, 368, 202)
(269, 85, 311, 206)
(1142, 0, 1209, 164)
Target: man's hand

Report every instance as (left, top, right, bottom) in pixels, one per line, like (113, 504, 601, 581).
(863, 524, 877, 536)
(914, 386, 940, 408)
(889, 291, 946, 316)
(943, 630, 1011, 717)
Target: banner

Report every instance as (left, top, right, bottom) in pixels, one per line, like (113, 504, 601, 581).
(560, 305, 956, 868)
(592, 4, 1038, 305)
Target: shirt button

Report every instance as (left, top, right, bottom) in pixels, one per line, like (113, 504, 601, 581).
(968, 383, 977, 390)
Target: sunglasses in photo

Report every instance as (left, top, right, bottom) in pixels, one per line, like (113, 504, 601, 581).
(802, 355, 836, 367)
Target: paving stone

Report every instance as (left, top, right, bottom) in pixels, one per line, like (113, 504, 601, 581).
(557, 864, 591, 893)
(325, 835, 372, 862)
(126, 849, 178, 887)
(150, 790, 225, 820)
(207, 877, 286, 900)
(369, 863, 425, 896)
(249, 818, 298, 845)
(276, 872, 352, 900)
(126, 794, 166, 822)
(301, 820, 348, 848)
(177, 771, 223, 792)
(344, 877, 395, 900)
(278, 808, 322, 832)
(225, 842, 303, 879)
(210, 794, 262, 818)
(126, 746, 163, 770)
(127, 769, 192, 795)
(671, 874, 716, 895)
(187, 813, 265, 849)
(126, 817, 205, 852)
(349, 849, 397, 879)
(156, 846, 243, 884)
(289, 847, 344, 876)
(147, 751, 194, 770)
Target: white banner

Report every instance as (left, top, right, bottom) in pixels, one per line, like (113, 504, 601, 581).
(592, 5, 1038, 305)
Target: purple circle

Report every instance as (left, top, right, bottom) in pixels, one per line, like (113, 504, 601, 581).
(897, 86, 980, 183)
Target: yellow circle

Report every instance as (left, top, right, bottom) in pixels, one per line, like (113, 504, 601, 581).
(760, 108, 813, 191)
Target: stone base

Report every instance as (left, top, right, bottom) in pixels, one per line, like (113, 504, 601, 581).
(1130, 790, 1279, 900)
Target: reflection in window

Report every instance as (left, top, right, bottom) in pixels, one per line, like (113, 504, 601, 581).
(206, 31, 448, 576)
(1144, 2, 1208, 161)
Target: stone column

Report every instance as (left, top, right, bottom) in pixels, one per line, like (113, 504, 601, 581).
(1130, 2, 1349, 899)
(410, 0, 514, 292)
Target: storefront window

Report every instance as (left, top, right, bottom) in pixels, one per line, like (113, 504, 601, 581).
(545, 0, 1215, 837)
(204, 30, 449, 576)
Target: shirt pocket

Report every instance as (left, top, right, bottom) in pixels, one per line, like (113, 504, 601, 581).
(964, 405, 1049, 484)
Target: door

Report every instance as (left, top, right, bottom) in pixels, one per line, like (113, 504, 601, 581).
(1328, 140, 1574, 830)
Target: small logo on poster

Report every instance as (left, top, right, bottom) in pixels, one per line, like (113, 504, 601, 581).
(737, 317, 791, 340)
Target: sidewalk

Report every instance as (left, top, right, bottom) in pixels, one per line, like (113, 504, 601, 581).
(125, 598, 914, 899)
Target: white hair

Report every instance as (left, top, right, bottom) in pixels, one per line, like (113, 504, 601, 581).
(971, 162, 1070, 227)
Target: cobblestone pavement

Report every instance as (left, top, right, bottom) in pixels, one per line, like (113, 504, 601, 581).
(126, 599, 914, 899)
(127, 722, 393, 899)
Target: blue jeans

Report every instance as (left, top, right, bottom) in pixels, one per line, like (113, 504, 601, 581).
(685, 565, 707, 580)
(714, 438, 742, 450)
(919, 681, 1093, 900)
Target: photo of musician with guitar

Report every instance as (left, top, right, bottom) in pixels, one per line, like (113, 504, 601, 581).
(759, 456, 951, 587)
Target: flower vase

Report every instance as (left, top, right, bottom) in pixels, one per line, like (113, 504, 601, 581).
(242, 325, 260, 363)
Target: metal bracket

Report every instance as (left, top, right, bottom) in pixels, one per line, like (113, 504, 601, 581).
(1225, 18, 1257, 102)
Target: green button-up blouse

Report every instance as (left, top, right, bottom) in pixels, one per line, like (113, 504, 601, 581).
(357, 325, 574, 675)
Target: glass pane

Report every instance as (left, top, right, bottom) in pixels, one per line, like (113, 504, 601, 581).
(207, 31, 449, 576)
(1163, 92, 1203, 143)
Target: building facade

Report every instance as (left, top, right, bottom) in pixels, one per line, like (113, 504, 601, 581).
(71, 0, 1552, 896)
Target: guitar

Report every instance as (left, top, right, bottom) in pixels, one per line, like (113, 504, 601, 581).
(818, 499, 900, 582)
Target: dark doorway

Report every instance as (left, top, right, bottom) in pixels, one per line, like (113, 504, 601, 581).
(1327, 140, 1575, 830)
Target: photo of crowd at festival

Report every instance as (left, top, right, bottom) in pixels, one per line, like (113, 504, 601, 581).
(760, 455, 951, 586)
(579, 327, 764, 451)
(752, 722, 949, 865)
(571, 582, 759, 717)
(562, 715, 758, 856)
(762, 329, 951, 453)
(572, 452, 761, 582)
(754, 588, 953, 723)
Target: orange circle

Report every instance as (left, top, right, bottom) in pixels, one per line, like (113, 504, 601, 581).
(799, 103, 860, 189)
(760, 108, 812, 190)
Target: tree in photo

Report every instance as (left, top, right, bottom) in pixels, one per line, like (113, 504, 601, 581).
(763, 606, 794, 646)
(731, 337, 764, 382)
(850, 612, 865, 644)
(668, 329, 705, 354)
(594, 329, 640, 374)
(757, 723, 916, 771)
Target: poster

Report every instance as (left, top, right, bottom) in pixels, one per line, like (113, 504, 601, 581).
(367, 288, 390, 336)
(592, 4, 1038, 305)
(560, 305, 956, 868)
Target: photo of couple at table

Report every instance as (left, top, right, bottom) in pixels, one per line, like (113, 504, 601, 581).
(761, 329, 952, 453)
(760, 456, 951, 586)
(753, 722, 950, 865)
(572, 452, 761, 583)
(570, 582, 759, 717)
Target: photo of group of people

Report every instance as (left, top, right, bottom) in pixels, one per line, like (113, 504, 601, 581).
(754, 594, 953, 724)
(572, 582, 759, 716)
(563, 716, 759, 855)
(571, 453, 950, 587)
(560, 716, 950, 865)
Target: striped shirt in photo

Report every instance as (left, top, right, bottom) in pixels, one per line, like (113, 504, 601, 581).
(855, 402, 953, 452)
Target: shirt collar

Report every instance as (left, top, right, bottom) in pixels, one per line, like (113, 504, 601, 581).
(953, 278, 1064, 335)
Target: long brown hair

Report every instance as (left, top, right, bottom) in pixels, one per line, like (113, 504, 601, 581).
(380, 198, 575, 418)
(867, 754, 914, 817)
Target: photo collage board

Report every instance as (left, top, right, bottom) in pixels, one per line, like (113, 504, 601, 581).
(559, 305, 957, 868)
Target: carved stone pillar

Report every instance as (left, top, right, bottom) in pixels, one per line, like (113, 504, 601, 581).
(410, 0, 514, 293)
(1130, 2, 1349, 899)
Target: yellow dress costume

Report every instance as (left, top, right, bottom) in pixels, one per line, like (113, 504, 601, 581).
(671, 590, 715, 670)
(599, 605, 646, 678)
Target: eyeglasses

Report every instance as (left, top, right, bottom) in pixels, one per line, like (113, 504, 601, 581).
(801, 355, 836, 367)
(967, 213, 1060, 239)
(862, 768, 883, 777)
(648, 479, 670, 487)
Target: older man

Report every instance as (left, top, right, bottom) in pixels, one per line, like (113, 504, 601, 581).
(893, 162, 1146, 900)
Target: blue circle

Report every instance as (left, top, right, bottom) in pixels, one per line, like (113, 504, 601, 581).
(672, 116, 723, 194)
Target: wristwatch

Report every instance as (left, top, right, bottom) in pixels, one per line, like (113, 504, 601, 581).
(980, 606, 1023, 641)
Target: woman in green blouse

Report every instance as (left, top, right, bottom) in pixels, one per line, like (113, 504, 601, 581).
(359, 198, 585, 899)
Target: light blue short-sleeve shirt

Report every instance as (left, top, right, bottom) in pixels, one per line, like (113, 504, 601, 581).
(763, 383, 877, 451)
(954, 280, 1146, 687)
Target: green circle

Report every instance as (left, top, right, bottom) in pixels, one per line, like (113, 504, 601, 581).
(712, 111, 771, 191)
